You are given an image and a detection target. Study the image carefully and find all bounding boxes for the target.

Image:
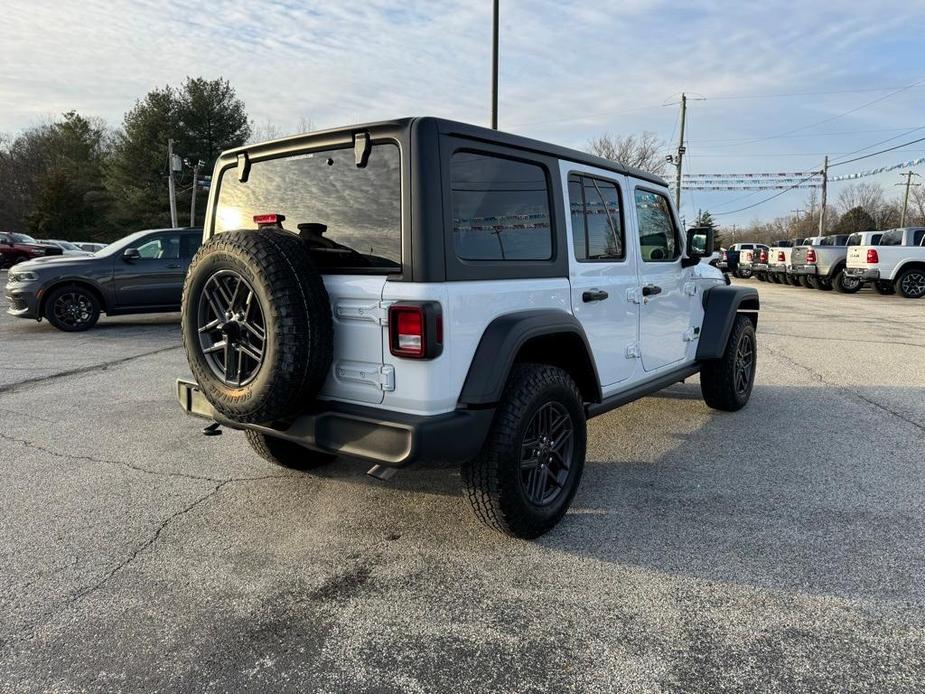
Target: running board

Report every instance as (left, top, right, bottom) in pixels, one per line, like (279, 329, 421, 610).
(586, 365, 700, 418)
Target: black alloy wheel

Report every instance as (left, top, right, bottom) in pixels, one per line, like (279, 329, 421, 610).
(519, 402, 575, 506)
(45, 285, 101, 332)
(734, 331, 755, 396)
(197, 270, 266, 386)
(898, 269, 925, 298)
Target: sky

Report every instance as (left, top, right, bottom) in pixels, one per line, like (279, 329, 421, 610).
(3, 0, 925, 226)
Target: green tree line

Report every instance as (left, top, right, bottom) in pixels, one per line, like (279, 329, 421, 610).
(0, 77, 250, 242)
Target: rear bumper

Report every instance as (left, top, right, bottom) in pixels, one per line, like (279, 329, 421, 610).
(752, 263, 768, 272)
(845, 267, 879, 281)
(177, 379, 494, 468)
(791, 264, 818, 276)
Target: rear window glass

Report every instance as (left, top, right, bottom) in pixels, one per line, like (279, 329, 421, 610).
(215, 143, 401, 272)
(847, 234, 861, 246)
(879, 229, 903, 246)
(914, 229, 925, 245)
(568, 174, 624, 261)
(450, 152, 552, 261)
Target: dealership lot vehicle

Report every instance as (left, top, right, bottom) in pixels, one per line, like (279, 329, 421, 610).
(176, 117, 759, 539)
(0, 231, 63, 267)
(789, 236, 824, 287)
(5, 227, 202, 331)
(790, 233, 879, 293)
(737, 243, 768, 279)
(36, 239, 95, 257)
(767, 238, 802, 285)
(846, 227, 925, 298)
(1, 278, 923, 692)
(75, 241, 107, 253)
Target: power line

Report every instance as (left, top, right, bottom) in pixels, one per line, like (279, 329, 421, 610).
(830, 126, 925, 163)
(687, 126, 923, 145)
(702, 85, 925, 101)
(829, 135, 925, 167)
(704, 77, 925, 148)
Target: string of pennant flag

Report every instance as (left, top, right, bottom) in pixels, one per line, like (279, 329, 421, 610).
(678, 156, 925, 189)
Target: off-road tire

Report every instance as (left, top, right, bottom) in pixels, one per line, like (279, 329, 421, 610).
(463, 364, 587, 539)
(874, 281, 895, 295)
(700, 314, 756, 412)
(789, 274, 802, 286)
(44, 284, 101, 332)
(833, 268, 861, 294)
(770, 273, 782, 284)
(245, 430, 336, 470)
(895, 267, 925, 299)
(181, 229, 333, 423)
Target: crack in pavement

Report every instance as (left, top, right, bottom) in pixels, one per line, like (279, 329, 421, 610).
(0, 345, 182, 396)
(65, 473, 292, 603)
(763, 343, 925, 433)
(0, 429, 231, 484)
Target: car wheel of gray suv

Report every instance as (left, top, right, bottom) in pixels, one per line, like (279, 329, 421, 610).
(245, 430, 336, 470)
(896, 268, 925, 298)
(44, 284, 101, 332)
(182, 229, 334, 424)
(463, 364, 587, 539)
(700, 314, 756, 412)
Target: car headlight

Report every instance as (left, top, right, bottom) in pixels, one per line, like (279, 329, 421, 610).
(8, 271, 37, 283)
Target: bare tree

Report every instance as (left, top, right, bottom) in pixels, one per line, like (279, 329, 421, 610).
(836, 182, 885, 215)
(247, 119, 283, 144)
(587, 132, 667, 175)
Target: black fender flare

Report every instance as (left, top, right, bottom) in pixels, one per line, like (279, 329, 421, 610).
(459, 310, 602, 406)
(696, 286, 759, 360)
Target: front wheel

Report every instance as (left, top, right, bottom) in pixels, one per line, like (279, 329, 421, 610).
(896, 268, 925, 298)
(245, 430, 336, 470)
(700, 314, 756, 412)
(44, 284, 101, 332)
(463, 364, 587, 539)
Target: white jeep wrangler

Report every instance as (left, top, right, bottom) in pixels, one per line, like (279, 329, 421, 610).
(177, 118, 759, 538)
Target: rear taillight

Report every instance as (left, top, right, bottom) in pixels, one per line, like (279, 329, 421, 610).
(777, 251, 785, 262)
(254, 213, 285, 228)
(866, 248, 879, 264)
(722, 251, 727, 260)
(805, 248, 816, 263)
(388, 303, 443, 359)
(759, 250, 768, 263)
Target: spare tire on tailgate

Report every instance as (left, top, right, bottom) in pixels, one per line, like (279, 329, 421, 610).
(181, 229, 333, 423)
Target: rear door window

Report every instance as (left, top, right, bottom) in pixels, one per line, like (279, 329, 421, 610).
(450, 152, 552, 261)
(914, 229, 925, 245)
(880, 230, 903, 246)
(568, 174, 624, 261)
(215, 143, 401, 272)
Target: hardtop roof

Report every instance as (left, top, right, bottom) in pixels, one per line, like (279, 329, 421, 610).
(223, 116, 668, 187)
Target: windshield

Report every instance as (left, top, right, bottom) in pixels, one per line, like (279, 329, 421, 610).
(215, 143, 402, 273)
(12, 233, 37, 243)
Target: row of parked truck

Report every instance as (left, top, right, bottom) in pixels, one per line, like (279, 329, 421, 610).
(718, 227, 925, 298)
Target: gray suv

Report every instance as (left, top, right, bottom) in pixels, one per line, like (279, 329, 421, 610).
(5, 227, 202, 331)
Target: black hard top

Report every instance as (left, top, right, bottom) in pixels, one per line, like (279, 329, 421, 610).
(224, 116, 668, 187)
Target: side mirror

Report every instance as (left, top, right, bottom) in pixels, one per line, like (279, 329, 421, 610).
(681, 227, 715, 267)
(123, 248, 141, 261)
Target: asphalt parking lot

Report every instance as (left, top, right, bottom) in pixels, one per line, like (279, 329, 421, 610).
(1, 272, 923, 693)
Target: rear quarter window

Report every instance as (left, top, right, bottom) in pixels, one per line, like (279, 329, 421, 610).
(450, 152, 552, 261)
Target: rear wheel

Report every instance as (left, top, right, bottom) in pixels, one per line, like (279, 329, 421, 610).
(245, 430, 336, 470)
(816, 277, 833, 291)
(874, 281, 896, 295)
(463, 364, 586, 539)
(833, 269, 862, 294)
(770, 273, 782, 284)
(789, 274, 802, 286)
(895, 268, 925, 298)
(700, 314, 756, 412)
(44, 284, 101, 332)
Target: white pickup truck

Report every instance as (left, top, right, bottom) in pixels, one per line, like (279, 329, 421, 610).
(845, 227, 925, 298)
(767, 238, 802, 285)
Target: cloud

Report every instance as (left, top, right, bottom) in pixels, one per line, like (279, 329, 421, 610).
(2, 0, 924, 223)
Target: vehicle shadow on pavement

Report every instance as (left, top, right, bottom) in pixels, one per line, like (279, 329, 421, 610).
(542, 382, 924, 602)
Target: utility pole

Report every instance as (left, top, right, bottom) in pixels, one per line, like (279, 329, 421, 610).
(817, 156, 828, 236)
(490, 0, 499, 129)
(189, 160, 201, 227)
(674, 93, 687, 207)
(897, 171, 920, 227)
(167, 139, 179, 228)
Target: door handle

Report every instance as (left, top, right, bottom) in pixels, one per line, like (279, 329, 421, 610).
(582, 289, 609, 302)
(641, 284, 662, 297)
